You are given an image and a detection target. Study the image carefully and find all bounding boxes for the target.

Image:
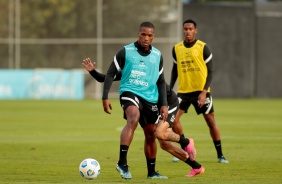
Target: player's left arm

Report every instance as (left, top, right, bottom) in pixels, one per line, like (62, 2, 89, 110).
(169, 46, 178, 88)
(198, 44, 214, 107)
(203, 44, 213, 90)
(157, 55, 168, 121)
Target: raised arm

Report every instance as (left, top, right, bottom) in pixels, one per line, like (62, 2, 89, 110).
(82, 58, 122, 83)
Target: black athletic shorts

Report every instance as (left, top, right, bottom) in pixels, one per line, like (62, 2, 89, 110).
(177, 91, 214, 115)
(161, 91, 179, 127)
(164, 101, 178, 128)
(119, 91, 159, 128)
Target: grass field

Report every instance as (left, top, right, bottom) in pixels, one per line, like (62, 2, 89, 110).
(0, 99, 282, 184)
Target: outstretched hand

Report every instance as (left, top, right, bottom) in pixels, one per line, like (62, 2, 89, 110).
(82, 58, 96, 72)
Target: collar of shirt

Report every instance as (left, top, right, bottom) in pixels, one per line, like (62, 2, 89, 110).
(183, 39, 197, 48)
(134, 41, 152, 56)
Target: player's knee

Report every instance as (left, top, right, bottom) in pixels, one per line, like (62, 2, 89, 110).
(126, 119, 138, 130)
(154, 129, 165, 140)
(154, 131, 160, 139)
(144, 131, 156, 142)
(145, 135, 156, 144)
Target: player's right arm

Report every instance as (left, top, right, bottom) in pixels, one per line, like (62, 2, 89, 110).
(89, 70, 122, 83)
(102, 48, 125, 114)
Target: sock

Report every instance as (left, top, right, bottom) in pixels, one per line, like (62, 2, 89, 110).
(117, 145, 129, 170)
(146, 158, 156, 176)
(185, 158, 201, 169)
(178, 135, 189, 149)
(213, 140, 223, 158)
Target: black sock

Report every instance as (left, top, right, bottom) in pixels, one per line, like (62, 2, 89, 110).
(178, 135, 189, 149)
(185, 158, 201, 169)
(214, 140, 223, 158)
(146, 158, 156, 176)
(117, 145, 129, 169)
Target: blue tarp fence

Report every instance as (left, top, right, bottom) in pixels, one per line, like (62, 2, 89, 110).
(0, 69, 84, 99)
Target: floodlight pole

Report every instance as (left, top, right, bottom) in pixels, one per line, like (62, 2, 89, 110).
(15, 0, 21, 69)
(177, 0, 183, 42)
(8, 0, 15, 69)
(253, 0, 258, 97)
(95, 0, 103, 99)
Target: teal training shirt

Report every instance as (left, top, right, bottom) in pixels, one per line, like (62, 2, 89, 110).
(119, 43, 161, 103)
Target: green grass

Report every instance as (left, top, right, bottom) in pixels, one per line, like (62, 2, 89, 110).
(0, 99, 282, 184)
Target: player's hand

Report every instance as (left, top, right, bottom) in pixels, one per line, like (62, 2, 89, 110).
(102, 99, 112, 114)
(198, 90, 207, 108)
(160, 106, 168, 122)
(82, 58, 96, 72)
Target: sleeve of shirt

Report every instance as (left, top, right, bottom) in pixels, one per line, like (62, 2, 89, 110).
(89, 70, 122, 83)
(157, 55, 168, 107)
(89, 70, 106, 83)
(170, 46, 178, 88)
(102, 48, 125, 100)
(203, 44, 213, 90)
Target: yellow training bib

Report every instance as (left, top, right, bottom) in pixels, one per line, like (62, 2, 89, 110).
(174, 40, 210, 93)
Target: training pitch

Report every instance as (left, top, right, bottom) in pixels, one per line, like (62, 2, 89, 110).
(0, 99, 281, 184)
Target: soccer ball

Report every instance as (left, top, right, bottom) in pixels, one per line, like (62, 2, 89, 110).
(79, 158, 101, 179)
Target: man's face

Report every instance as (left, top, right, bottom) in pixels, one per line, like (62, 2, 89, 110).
(183, 23, 197, 43)
(138, 27, 154, 50)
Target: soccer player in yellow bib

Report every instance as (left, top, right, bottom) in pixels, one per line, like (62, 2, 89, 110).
(170, 19, 229, 164)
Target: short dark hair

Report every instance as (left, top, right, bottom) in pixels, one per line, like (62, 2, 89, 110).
(183, 19, 197, 28)
(139, 21, 155, 30)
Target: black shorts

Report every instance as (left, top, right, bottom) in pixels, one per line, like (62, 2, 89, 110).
(154, 90, 179, 128)
(166, 102, 179, 127)
(120, 91, 159, 128)
(177, 91, 214, 115)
